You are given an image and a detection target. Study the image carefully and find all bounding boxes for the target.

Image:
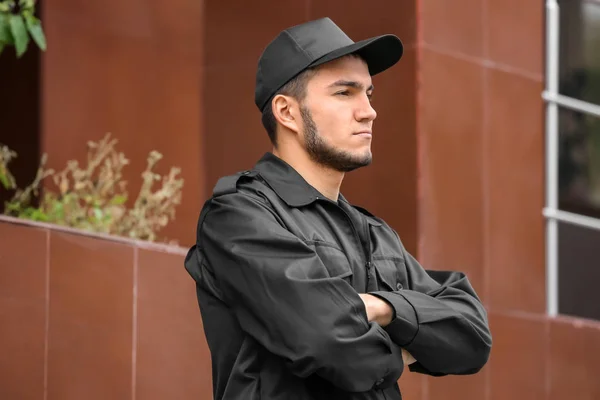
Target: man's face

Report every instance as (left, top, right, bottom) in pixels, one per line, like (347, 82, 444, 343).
(299, 56, 377, 172)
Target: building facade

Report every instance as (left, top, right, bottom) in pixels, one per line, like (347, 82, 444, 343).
(0, 0, 599, 399)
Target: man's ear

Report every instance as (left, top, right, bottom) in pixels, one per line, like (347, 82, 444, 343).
(272, 94, 301, 134)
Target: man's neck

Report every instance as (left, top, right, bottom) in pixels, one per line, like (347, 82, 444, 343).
(272, 148, 344, 202)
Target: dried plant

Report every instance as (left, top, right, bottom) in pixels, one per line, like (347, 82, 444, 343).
(1, 134, 184, 242)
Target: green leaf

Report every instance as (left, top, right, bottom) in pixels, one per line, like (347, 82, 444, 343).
(0, 14, 13, 45)
(19, 0, 35, 11)
(0, 2, 11, 13)
(29, 208, 49, 221)
(8, 14, 28, 57)
(51, 201, 64, 220)
(5, 201, 20, 213)
(110, 195, 127, 205)
(0, 170, 10, 188)
(23, 11, 45, 50)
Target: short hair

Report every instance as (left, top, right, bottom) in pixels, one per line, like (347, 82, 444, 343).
(261, 68, 317, 146)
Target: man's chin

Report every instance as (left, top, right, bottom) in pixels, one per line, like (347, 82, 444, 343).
(338, 154, 372, 172)
(353, 150, 373, 166)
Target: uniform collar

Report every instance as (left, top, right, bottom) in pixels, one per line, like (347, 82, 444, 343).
(252, 153, 382, 227)
(254, 152, 324, 207)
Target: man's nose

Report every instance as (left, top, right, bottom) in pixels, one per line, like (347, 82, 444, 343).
(356, 96, 377, 122)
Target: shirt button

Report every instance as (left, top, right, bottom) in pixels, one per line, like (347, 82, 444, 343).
(396, 282, 403, 290)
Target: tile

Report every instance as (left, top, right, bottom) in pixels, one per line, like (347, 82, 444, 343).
(135, 249, 212, 399)
(47, 232, 134, 400)
(310, 0, 417, 47)
(422, 0, 484, 58)
(486, 69, 545, 313)
(398, 372, 424, 400)
(41, 13, 205, 246)
(426, 367, 488, 400)
(0, 222, 47, 400)
(203, 65, 274, 189)
(418, 50, 485, 295)
(343, 49, 418, 254)
(205, 1, 308, 67)
(486, 0, 544, 76)
(488, 313, 547, 400)
(548, 317, 600, 400)
(144, 0, 205, 48)
(42, 0, 155, 39)
(43, 0, 202, 48)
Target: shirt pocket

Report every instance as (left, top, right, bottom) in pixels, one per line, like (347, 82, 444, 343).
(309, 241, 353, 281)
(372, 256, 407, 291)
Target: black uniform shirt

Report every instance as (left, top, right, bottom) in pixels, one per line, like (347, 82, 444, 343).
(185, 152, 492, 400)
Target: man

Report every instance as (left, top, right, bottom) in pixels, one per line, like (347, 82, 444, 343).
(185, 17, 491, 400)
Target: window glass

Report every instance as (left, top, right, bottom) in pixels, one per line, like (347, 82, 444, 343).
(559, 0, 600, 105)
(558, 106, 600, 218)
(558, 221, 600, 320)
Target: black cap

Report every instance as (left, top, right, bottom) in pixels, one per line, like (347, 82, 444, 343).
(255, 17, 404, 112)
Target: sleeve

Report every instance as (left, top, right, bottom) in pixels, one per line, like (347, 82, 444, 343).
(198, 193, 404, 392)
(369, 242, 492, 376)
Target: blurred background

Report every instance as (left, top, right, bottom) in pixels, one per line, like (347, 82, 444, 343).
(1, 0, 599, 399)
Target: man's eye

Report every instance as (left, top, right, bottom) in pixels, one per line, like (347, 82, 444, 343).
(335, 91, 350, 96)
(367, 93, 373, 101)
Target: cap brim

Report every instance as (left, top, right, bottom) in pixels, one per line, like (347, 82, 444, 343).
(308, 34, 404, 76)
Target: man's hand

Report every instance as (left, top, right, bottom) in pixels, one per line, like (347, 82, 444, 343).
(402, 349, 417, 366)
(358, 294, 394, 327)
(359, 294, 417, 366)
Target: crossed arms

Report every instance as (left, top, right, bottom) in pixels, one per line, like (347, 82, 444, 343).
(197, 193, 492, 392)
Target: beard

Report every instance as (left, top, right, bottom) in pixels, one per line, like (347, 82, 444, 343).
(300, 106, 372, 172)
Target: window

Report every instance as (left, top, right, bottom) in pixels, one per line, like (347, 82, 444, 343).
(545, 0, 600, 321)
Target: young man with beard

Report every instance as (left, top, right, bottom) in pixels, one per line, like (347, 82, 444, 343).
(185, 17, 492, 400)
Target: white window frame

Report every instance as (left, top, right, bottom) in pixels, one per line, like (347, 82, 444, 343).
(544, 0, 600, 316)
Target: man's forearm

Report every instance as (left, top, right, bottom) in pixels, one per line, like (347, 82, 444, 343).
(359, 294, 417, 366)
(369, 288, 491, 375)
(359, 293, 394, 327)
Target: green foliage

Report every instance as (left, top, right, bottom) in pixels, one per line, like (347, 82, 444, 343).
(0, 134, 184, 243)
(0, 144, 17, 189)
(0, 0, 46, 58)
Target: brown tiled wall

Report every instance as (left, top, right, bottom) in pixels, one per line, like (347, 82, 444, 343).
(40, 0, 418, 253)
(5, 1, 595, 399)
(40, 1, 206, 247)
(2, 216, 600, 400)
(416, 0, 599, 399)
(0, 218, 211, 400)
(419, 0, 545, 312)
